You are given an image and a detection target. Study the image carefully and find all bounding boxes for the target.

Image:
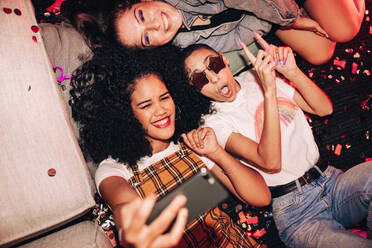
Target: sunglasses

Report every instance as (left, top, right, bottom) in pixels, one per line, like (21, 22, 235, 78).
(189, 55, 226, 91)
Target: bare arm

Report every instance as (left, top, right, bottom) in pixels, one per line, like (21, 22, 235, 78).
(99, 176, 188, 248)
(182, 128, 271, 207)
(226, 41, 282, 173)
(287, 68, 333, 116)
(253, 34, 333, 117)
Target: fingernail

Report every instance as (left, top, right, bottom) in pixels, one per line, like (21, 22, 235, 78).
(280, 60, 284, 66)
(275, 58, 278, 65)
(237, 38, 243, 47)
(265, 47, 269, 52)
(283, 59, 286, 65)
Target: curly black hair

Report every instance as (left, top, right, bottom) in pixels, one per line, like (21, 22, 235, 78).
(70, 43, 213, 166)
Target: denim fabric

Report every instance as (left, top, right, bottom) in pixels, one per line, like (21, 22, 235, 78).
(272, 162, 372, 248)
(166, 0, 298, 52)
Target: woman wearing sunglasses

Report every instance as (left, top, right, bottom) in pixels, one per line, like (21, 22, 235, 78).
(70, 44, 271, 248)
(182, 36, 372, 248)
(59, 0, 364, 65)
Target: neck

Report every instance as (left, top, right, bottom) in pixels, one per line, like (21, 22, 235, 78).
(150, 139, 171, 154)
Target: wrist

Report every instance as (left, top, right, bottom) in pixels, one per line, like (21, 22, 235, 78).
(284, 67, 302, 81)
(264, 88, 277, 98)
(206, 146, 224, 161)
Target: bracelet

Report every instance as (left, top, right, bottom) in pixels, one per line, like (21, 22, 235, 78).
(223, 166, 236, 175)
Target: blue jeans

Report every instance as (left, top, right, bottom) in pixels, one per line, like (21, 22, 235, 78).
(272, 162, 372, 248)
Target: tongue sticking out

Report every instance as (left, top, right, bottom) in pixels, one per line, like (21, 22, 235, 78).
(221, 86, 229, 96)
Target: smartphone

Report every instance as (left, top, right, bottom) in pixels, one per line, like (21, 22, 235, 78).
(147, 167, 230, 227)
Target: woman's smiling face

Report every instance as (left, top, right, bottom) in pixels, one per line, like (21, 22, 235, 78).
(116, 1, 183, 48)
(131, 74, 176, 152)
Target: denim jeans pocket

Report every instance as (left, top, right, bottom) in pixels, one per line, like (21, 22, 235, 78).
(272, 191, 304, 229)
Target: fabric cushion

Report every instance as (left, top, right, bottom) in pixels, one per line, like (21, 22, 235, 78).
(0, 0, 95, 246)
(18, 221, 113, 248)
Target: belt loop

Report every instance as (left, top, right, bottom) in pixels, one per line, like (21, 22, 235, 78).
(295, 179, 302, 193)
(314, 165, 325, 176)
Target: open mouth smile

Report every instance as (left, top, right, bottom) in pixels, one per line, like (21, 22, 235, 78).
(152, 116, 171, 128)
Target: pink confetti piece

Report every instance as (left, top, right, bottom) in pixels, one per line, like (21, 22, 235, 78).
(347, 229, 367, 239)
(351, 62, 358, 74)
(334, 144, 342, 156)
(47, 168, 56, 176)
(252, 228, 266, 239)
(333, 59, 346, 69)
(238, 211, 247, 222)
(3, 7, 11, 14)
(31, 25, 39, 33)
(246, 216, 258, 224)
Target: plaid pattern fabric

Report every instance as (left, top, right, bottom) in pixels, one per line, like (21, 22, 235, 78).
(127, 142, 264, 248)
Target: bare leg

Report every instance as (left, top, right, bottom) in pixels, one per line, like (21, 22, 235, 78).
(275, 28, 336, 65)
(304, 0, 365, 42)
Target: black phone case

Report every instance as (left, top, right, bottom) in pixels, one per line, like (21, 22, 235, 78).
(147, 168, 230, 226)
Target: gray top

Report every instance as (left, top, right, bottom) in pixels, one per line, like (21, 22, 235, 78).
(166, 0, 299, 52)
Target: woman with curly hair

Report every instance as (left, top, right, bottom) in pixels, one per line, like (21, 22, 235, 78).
(70, 44, 271, 248)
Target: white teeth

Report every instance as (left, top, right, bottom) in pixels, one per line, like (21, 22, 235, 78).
(221, 86, 229, 95)
(154, 117, 168, 126)
(162, 13, 168, 31)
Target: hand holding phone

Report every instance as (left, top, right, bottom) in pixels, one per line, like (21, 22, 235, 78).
(147, 168, 230, 226)
(116, 195, 188, 248)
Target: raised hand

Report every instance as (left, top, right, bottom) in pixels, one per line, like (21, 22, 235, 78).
(181, 127, 220, 159)
(116, 195, 188, 248)
(252, 33, 299, 79)
(238, 39, 276, 93)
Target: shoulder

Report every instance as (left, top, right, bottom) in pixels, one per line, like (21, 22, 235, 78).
(95, 157, 132, 188)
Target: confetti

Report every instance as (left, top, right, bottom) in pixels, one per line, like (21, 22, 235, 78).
(334, 144, 342, 156)
(238, 211, 247, 222)
(31, 25, 39, 33)
(246, 216, 259, 224)
(47, 168, 56, 177)
(333, 59, 346, 68)
(351, 62, 358, 74)
(14, 8, 21, 16)
(252, 228, 267, 239)
(3, 8, 11, 14)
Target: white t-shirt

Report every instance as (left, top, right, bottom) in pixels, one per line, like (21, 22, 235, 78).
(95, 142, 215, 193)
(204, 70, 320, 186)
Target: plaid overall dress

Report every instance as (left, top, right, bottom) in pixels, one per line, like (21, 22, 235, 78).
(127, 142, 263, 248)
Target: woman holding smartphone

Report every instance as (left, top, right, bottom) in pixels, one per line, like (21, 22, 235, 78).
(70, 44, 270, 248)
